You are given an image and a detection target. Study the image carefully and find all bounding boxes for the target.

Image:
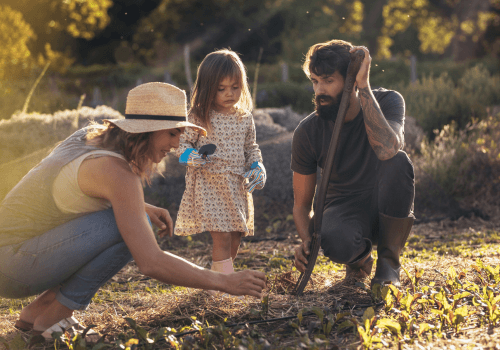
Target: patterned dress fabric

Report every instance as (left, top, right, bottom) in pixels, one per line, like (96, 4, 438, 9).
(174, 108, 263, 236)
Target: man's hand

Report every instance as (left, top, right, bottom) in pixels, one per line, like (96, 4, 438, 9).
(294, 239, 311, 273)
(145, 204, 173, 238)
(350, 46, 371, 90)
(222, 270, 267, 298)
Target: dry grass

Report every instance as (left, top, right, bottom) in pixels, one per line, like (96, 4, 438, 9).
(1, 213, 499, 349)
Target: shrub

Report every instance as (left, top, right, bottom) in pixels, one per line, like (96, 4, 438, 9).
(400, 64, 500, 137)
(256, 82, 314, 113)
(416, 113, 500, 203)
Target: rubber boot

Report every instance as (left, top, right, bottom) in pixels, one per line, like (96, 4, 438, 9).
(371, 213, 414, 287)
(207, 258, 234, 296)
(345, 238, 374, 280)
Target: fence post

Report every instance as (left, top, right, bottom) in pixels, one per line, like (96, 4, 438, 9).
(252, 47, 264, 109)
(281, 62, 289, 83)
(410, 55, 417, 84)
(184, 44, 193, 91)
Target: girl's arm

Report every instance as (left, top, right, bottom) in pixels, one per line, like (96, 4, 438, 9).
(77, 156, 266, 297)
(243, 114, 263, 169)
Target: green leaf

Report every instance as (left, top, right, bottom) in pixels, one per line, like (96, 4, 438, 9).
(377, 318, 401, 336)
(455, 305, 468, 318)
(418, 323, 430, 336)
(362, 307, 375, 323)
(8, 334, 25, 350)
(297, 309, 304, 323)
(124, 317, 137, 329)
(311, 306, 324, 323)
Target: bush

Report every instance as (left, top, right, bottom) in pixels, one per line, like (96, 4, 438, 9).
(256, 82, 314, 113)
(416, 113, 500, 202)
(400, 64, 500, 137)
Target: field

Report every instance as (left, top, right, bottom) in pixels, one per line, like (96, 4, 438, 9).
(1, 200, 499, 349)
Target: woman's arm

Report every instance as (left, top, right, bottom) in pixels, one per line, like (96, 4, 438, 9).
(78, 156, 266, 297)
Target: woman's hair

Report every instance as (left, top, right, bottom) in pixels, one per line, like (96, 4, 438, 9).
(189, 49, 252, 132)
(303, 39, 353, 81)
(86, 122, 159, 184)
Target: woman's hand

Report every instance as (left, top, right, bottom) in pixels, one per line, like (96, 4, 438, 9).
(221, 270, 267, 298)
(145, 203, 173, 238)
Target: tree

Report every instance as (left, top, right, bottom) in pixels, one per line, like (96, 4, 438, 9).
(0, 5, 35, 80)
(0, 0, 113, 75)
(378, 0, 499, 60)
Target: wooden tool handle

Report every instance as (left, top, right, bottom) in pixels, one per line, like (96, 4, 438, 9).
(293, 49, 365, 296)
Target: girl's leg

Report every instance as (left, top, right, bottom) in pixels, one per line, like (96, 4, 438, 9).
(0, 208, 132, 329)
(230, 232, 242, 261)
(210, 231, 232, 262)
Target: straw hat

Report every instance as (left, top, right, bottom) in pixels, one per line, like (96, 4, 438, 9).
(105, 82, 206, 136)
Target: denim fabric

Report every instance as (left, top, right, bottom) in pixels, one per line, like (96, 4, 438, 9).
(0, 208, 132, 310)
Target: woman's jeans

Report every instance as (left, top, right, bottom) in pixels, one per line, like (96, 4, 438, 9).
(0, 208, 132, 310)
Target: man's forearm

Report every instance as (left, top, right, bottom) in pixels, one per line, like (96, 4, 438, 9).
(358, 86, 400, 160)
(293, 205, 313, 242)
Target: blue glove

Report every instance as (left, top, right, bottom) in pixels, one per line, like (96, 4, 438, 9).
(243, 161, 266, 193)
(179, 148, 210, 167)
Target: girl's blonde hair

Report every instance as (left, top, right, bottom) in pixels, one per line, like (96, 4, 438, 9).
(86, 122, 159, 184)
(189, 49, 252, 132)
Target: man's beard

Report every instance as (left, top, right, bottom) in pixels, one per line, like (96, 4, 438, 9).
(314, 91, 346, 122)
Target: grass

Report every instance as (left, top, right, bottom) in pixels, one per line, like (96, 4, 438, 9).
(0, 212, 499, 349)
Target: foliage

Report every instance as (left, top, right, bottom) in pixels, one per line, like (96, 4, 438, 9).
(0, 0, 112, 76)
(417, 113, 500, 201)
(256, 82, 314, 113)
(0, 5, 36, 81)
(399, 64, 500, 135)
(379, 0, 499, 58)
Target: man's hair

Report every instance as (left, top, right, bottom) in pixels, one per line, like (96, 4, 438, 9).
(302, 39, 353, 80)
(86, 122, 159, 184)
(190, 49, 252, 132)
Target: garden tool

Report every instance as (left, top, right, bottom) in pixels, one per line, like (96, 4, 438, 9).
(293, 49, 365, 296)
(179, 144, 216, 166)
(198, 143, 217, 159)
(371, 213, 414, 287)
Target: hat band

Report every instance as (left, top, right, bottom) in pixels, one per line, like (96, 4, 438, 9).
(125, 114, 186, 121)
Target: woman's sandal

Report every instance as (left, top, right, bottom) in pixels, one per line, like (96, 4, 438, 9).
(14, 319, 33, 332)
(32, 317, 102, 345)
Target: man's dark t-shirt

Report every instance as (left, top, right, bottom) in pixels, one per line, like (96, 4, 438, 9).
(291, 88, 405, 199)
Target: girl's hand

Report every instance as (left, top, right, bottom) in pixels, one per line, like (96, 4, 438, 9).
(145, 204, 173, 238)
(222, 270, 267, 298)
(179, 148, 210, 167)
(244, 162, 266, 193)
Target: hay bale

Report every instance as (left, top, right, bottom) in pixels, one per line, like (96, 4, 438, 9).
(0, 106, 123, 164)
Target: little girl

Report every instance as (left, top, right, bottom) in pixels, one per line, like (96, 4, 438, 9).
(174, 49, 266, 281)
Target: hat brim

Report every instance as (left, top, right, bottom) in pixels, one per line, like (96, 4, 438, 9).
(104, 118, 207, 136)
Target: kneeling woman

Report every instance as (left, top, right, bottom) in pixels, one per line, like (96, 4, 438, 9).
(0, 83, 266, 341)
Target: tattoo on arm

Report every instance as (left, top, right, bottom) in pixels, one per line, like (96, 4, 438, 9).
(358, 87, 401, 159)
